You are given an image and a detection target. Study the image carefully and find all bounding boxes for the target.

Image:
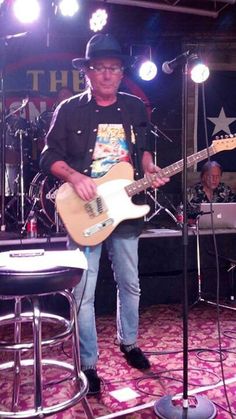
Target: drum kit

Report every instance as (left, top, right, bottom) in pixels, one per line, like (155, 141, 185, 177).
(1, 103, 63, 236)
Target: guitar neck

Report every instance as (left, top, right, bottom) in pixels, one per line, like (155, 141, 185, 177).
(126, 145, 215, 197)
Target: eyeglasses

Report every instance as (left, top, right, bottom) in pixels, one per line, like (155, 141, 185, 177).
(88, 65, 124, 74)
(206, 175, 221, 181)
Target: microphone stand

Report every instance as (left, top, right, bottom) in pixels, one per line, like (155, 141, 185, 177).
(154, 60, 216, 418)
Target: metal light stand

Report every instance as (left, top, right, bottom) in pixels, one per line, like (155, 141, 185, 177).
(154, 59, 216, 418)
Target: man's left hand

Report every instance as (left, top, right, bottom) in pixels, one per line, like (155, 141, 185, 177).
(144, 162, 169, 189)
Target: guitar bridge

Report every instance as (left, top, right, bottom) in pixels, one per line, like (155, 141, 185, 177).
(85, 196, 106, 218)
(84, 218, 114, 237)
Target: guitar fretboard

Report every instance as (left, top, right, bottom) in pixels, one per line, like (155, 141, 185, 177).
(125, 145, 215, 197)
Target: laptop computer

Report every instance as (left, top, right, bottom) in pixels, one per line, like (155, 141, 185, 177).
(198, 202, 236, 229)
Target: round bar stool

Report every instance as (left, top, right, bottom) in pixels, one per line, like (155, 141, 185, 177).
(0, 249, 94, 419)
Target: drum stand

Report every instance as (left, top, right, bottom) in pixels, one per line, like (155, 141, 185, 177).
(54, 211, 62, 234)
(145, 190, 178, 224)
(5, 128, 33, 234)
(145, 127, 177, 225)
(0, 33, 28, 235)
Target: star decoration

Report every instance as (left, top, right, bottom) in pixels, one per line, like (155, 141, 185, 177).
(207, 107, 236, 136)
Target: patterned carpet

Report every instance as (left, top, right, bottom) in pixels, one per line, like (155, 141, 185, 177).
(1, 303, 236, 418)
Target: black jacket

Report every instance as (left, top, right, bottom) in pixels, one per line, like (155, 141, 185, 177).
(40, 90, 152, 179)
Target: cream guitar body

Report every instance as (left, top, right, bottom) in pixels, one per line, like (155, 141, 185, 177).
(56, 162, 150, 246)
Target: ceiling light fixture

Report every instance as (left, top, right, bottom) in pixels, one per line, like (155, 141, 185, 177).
(90, 8, 108, 32)
(58, 0, 79, 17)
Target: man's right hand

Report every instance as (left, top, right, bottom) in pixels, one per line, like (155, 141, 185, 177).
(50, 160, 97, 201)
(69, 172, 97, 201)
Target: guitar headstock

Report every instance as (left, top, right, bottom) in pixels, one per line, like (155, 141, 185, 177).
(212, 134, 236, 152)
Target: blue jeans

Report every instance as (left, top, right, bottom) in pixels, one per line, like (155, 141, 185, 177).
(68, 232, 140, 370)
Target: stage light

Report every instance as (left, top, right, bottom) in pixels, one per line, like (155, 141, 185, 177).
(139, 60, 157, 81)
(13, 0, 40, 23)
(90, 8, 108, 32)
(59, 0, 79, 17)
(190, 62, 210, 83)
(130, 45, 157, 81)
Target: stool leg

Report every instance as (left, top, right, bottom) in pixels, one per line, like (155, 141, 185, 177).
(12, 297, 22, 412)
(32, 297, 43, 412)
(65, 290, 94, 419)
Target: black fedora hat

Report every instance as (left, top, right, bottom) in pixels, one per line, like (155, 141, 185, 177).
(72, 33, 134, 69)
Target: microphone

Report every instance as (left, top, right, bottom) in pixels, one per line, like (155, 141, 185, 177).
(162, 50, 191, 74)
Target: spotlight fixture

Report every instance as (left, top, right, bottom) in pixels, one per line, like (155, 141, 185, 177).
(13, 0, 40, 23)
(184, 52, 210, 83)
(90, 8, 108, 32)
(131, 45, 157, 81)
(190, 62, 210, 83)
(59, 0, 79, 17)
(139, 60, 157, 81)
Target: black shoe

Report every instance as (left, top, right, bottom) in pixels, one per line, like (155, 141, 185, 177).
(120, 345, 151, 370)
(83, 369, 101, 395)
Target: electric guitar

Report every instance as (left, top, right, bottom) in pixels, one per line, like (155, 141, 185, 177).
(55, 136, 236, 246)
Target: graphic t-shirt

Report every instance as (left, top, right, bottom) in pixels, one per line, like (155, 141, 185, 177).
(90, 103, 133, 178)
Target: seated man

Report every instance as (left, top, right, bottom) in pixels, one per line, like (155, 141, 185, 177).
(187, 160, 236, 219)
